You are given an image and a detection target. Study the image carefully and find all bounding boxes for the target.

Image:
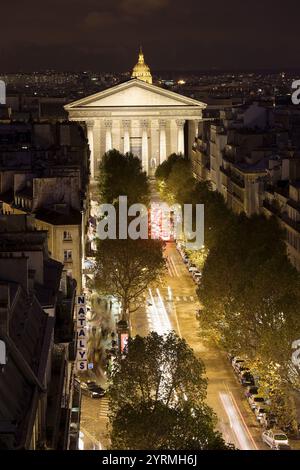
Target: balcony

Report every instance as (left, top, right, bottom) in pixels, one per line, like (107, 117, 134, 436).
(282, 213, 300, 234)
(220, 166, 245, 189)
(263, 200, 300, 234)
(262, 200, 280, 216)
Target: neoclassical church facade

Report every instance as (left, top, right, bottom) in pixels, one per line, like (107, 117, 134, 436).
(65, 49, 205, 178)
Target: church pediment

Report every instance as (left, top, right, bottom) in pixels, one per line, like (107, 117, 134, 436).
(65, 79, 205, 109)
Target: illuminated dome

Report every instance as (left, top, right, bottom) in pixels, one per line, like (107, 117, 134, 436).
(131, 47, 152, 84)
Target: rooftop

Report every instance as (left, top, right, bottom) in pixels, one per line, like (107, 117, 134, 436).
(0, 282, 53, 449)
(35, 207, 82, 225)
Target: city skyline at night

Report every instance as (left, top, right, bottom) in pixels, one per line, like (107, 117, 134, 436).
(1, 0, 300, 461)
(0, 1, 299, 72)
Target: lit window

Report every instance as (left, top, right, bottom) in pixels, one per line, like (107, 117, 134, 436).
(63, 250, 72, 262)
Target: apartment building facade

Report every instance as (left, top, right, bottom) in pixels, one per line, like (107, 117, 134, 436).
(190, 101, 300, 271)
(0, 214, 80, 449)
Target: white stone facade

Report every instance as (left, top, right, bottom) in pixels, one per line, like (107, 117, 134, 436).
(65, 79, 206, 178)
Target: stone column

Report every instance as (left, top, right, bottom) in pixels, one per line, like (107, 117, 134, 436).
(194, 119, 200, 138)
(104, 119, 113, 152)
(86, 120, 95, 179)
(141, 120, 149, 174)
(159, 120, 167, 164)
(176, 119, 185, 155)
(122, 120, 131, 154)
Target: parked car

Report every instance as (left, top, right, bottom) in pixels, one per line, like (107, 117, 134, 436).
(233, 361, 247, 373)
(255, 406, 269, 423)
(245, 385, 259, 398)
(235, 364, 250, 375)
(188, 265, 199, 273)
(260, 412, 277, 429)
(262, 429, 289, 448)
(248, 395, 265, 410)
(227, 353, 235, 363)
(272, 443, 292, 450)
(83, 380, 97, 387)
(192, 271, 202, 282)
(232, 357, 245, 367)
(239, 372, 255, 386)
(80, 381, 106, 398)
(182, 254, 189, 264)
(261, 412, 277, 429)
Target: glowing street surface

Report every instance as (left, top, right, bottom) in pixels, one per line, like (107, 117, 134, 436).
(147, 288, 172, 335)
(219, 391, 257, 450)
(131, 242, 266, 450)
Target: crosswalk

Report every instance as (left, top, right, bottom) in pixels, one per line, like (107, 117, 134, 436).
(97, 397, 109, 418)
(139, 293, 196, 303)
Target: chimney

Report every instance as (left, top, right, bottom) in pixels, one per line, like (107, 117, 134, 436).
(0, 283, 10, 336)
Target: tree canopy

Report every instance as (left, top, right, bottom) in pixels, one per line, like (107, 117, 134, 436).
(108, 332, 229, 450)
(198, 213, 300, 366)
(155, 153, 196, 205)
(98, 149, 150, 206)
(95, 238, 165, 320)
(155, 154, 232, 249)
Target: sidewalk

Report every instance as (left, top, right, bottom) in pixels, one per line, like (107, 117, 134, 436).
(78, 294, 119, 449)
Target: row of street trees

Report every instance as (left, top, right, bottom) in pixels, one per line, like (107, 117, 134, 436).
(155, 153, 300, 431)
(95, 150, 229, 449)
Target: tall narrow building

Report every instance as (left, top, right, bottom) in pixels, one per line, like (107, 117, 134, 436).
(131, 46, 153, 84)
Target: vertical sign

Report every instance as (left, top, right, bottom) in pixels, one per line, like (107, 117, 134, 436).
(76, 295, 87, 371)
(0, 80, 6, 105)
(0, 340, 6, 365)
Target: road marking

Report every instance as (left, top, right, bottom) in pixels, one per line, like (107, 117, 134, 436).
(226, 385, 258, 450)
(80, 426, 104, 450)
(219, 392, 253, 450)
(172, 299, 182, 338)
(148, 288, 172, 335)
(166, 258, 174, 277)
(169, 256, 179, 277)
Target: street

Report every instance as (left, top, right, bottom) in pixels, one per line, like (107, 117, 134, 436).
(80, 181, 269, 450)
(80, 241, 270, 450)
(131, 241, 267, 450)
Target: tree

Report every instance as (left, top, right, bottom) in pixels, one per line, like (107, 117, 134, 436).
(155, 152, 183, 181)
(108, 332, 229, 450)
(155, 157, 233, 249)
(95, 149, 163, 321)
(191, 181, 233, 250)
(250, 361, 298, 434)
(198, 213, 300, 364)
(155, 153, 195, 205)
(110, 401, 228, 450)
(98, 149, 150, 206)
(94, 238, 165, 320)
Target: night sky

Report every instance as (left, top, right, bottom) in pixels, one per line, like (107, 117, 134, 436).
(1, 0, 299, 72)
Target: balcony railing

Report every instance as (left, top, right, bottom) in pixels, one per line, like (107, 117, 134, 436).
(220, 166, 245, 188)
(263, 201, 300, 234)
